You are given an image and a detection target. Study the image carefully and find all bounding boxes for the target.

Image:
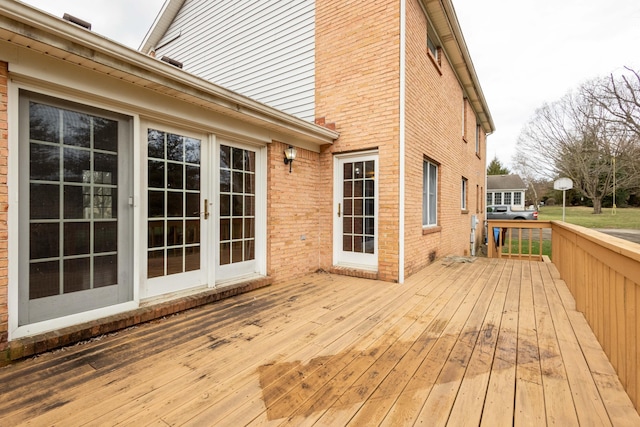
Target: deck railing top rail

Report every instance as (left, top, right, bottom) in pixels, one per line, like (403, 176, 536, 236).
(551, 220, 640, 263)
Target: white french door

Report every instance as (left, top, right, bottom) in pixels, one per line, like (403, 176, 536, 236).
(215, 140, 263, 282)
(143, 124, 210, 298)
(334, 152, 379, 271)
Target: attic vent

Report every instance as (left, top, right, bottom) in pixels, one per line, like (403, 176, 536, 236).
(63, 13, 91, 30)
(161, 56, 183, 69)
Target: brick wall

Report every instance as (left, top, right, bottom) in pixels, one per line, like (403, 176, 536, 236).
(403, 0, 486, 276)
(266, 141, 323, 281)
(0, 61, 8, 353)
(316, 0, 402, 282)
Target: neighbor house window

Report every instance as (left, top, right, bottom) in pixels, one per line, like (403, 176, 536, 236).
(461, 177, 468, 210)
(495, 192, 502, 205)
(504, 192, 512, 205)
(423, 160, 438, 226)
(514, 192, 522, 206)
(486, 192, 492, 206)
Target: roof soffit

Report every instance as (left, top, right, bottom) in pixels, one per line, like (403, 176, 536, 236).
(421, 0, 495, 134)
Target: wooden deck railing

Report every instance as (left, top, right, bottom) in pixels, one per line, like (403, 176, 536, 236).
(487, 220, 552, 261)
(551, 221, 640, 411)
(487, 219, 640, 410)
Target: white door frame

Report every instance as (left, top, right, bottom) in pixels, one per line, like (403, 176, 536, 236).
(214, 139, 266, 284)
(140, 121, 211, 299)
(333, 151, 379, 271)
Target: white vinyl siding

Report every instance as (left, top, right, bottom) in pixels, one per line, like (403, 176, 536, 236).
(154, 0, 315, 121)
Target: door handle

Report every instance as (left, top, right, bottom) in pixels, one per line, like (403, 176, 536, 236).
(204, 199, 209, 219)
(338, 203, 341, 217)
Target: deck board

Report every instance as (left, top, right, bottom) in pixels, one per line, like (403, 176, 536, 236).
(1, 258, 638, 426)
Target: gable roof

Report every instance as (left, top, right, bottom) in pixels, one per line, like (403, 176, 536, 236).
(140, 0, 185, 54)
(142, 0, 495, 134)
(487, 175, 527, 191)
(0, 0, 338, 149)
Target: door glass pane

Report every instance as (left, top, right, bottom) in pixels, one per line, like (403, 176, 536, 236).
(94, 255, 117, 288)
(342, 159, 376, 254)
(147, 129, 201, 278)
(27, 102, 121, 300)
(219, 145, 256, 265)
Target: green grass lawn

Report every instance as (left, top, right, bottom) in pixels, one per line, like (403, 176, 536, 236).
(538, 206, 640, 229)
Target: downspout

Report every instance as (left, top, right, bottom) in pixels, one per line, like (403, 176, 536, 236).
(399, 0, 406, 284)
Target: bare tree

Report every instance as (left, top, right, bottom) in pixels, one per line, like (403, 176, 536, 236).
(588, 67, 640, 137)
(512, 151, 551, 208)
(516, 80, 640, 214)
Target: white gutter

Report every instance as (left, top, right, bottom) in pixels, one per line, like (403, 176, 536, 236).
(0, 0, 338, 145)
(398, 0, 406, 284)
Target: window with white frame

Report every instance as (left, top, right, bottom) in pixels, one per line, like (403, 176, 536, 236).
(461, 177, 468, 210)
(486, 192, 492, 206)
(475, 124, 481, 154)
(494, 192, 502, 205)
(423, 160, 438, 226)
(504, 192, 511, 205)
(514, 192, 522, 205)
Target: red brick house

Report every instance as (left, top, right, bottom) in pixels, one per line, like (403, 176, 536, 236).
(0, 0, 493, 360)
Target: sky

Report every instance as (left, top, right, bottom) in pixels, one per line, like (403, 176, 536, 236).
(20, 0, 640, 169)
(453, 0, 640, 168)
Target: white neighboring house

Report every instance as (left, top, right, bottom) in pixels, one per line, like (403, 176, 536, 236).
(487, 175, 527, 209)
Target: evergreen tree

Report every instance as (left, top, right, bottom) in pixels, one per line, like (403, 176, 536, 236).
(487, 156, 510, 175)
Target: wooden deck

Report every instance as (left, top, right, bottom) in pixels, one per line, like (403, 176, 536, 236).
(1, 258, 639, 426)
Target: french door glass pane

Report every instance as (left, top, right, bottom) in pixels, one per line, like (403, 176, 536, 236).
(219, 145, 255, 265)
(342, 160, 375, 254)
(28, 102, 119, 299)
(146, 130, 201, 277)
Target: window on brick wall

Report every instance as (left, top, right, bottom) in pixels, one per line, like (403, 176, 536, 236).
(462, 98, 467, 139)
(427, 35, 438, 60)
(461, 177, 468, 211)
(423, 160, 438, 226)
(475, 124, 481, 154)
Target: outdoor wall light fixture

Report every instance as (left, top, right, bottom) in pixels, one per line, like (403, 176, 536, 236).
(284, 145, 297, 173)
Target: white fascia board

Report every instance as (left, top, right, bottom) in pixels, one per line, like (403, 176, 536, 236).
(139, 0, 186, 53)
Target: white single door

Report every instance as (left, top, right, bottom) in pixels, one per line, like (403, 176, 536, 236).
(215, 142, 263, 282)
(334, 153, 378, 271)
(144, 125, 210, 297)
